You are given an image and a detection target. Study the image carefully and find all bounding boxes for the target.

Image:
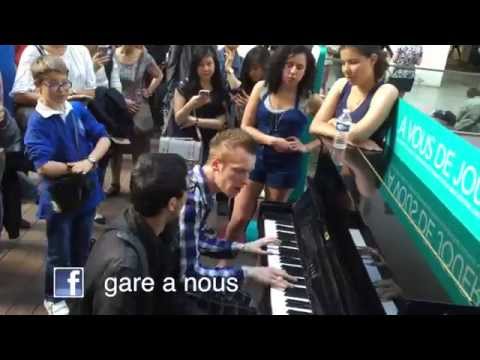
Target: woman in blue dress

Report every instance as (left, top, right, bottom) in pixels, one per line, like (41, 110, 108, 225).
(226, 45, 316, 242)
(310, 45, 399, 149)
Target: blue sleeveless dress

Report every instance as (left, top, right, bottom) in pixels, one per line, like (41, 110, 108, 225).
(250, 89, 308, 189)
(335, 81, 391, 145)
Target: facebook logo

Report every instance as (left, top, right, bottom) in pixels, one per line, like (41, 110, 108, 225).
(54, 267, 84, 298)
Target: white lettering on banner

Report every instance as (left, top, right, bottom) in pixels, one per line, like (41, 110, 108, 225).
(453, 162, 480, 206)
(387, 170, 480, 305)
(397, 116, 479, 219)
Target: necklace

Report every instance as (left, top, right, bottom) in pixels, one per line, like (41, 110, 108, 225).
(269, 111, 287, 135)
(348, 87, 370, 112)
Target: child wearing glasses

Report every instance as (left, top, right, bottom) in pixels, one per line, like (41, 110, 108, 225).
(24, 55, 111, 315)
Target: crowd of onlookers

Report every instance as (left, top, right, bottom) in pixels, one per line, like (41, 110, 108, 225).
(0, 44, 477, 315)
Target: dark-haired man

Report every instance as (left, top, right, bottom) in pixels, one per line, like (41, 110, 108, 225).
(72, 153, 201, 314)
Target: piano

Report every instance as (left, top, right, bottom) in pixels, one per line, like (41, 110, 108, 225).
(258, 138, 480, 315)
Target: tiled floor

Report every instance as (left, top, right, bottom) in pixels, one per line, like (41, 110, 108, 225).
(0, 160, 135, 315)
(405, 71, 480, 115)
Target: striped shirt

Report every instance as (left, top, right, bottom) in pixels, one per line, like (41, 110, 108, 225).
(179, 165, 245, 283)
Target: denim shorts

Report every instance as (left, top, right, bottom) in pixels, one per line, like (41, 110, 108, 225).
(249, 155, 300, 189)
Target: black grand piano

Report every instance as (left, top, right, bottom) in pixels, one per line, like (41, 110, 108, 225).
(258, 136, 480, 315)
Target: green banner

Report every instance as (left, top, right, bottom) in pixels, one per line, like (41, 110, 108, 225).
(385, 100, 480, 242)
(379, 155, 480, 305)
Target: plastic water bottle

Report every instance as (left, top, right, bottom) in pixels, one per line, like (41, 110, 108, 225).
(333, 109, 352, 150)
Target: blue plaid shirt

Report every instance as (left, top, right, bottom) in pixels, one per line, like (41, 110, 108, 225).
(179, 165, 245, 283)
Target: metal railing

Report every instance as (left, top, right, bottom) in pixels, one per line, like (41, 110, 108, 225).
(327, 57, 480, 77)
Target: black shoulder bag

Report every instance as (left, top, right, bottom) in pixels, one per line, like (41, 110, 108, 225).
(49, 114, 93, 214)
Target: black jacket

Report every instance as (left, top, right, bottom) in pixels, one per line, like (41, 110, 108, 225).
(0, 109, 22, 153)
(70, 207, 202, 315)
(87, 86, 133, 138)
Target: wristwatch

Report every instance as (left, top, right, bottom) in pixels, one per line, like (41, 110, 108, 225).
(233, 242, 246, 252)
(87, 155, 97, 166)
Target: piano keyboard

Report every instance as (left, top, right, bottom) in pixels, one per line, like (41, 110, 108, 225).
(348, 229, 398, 315)
(264, 219, 314, 315)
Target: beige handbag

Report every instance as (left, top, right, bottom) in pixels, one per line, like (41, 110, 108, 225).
(159, 111, 203, 163)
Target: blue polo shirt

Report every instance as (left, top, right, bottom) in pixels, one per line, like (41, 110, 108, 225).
(24, 101, 108, 219)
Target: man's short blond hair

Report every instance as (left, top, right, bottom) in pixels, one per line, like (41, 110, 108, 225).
(31, 55, 68, 87)
(206, 129, 257, 164)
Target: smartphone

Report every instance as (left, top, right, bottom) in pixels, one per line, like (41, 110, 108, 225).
(97, 45, 112, 59)
(230, 87, 241, 96)
(199, 89, 210, 97)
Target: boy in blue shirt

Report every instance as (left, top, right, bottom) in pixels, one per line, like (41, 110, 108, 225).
(24, 55, 111, 315)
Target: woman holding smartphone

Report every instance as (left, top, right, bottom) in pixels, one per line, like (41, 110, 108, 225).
(228, 46, 271, 127)
(173, 46, 228, 164)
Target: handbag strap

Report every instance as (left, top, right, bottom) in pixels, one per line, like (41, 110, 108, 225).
(192, 109, 203, 142)
(135, 48, 145, 85)
(69, 111, 81, 156)
(35, 45, 46, 56)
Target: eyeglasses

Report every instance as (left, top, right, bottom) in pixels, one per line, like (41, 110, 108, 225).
(42, 80, 72, 92)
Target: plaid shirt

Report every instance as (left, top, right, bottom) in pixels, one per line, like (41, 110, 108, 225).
(179, 165, 245, 283)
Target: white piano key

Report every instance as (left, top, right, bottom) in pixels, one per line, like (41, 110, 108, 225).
(286, 308, 313, 314)
(349, 229, 399, 316)
(349, 228, 366, 247)
(382, 301, 398, 315)
(264, 219, 277, 237)
(270, 287, 289, 315)
(275, 222, 294, 228)
(281, 263, 303, 268)
(279, 245, 299, 250)
(270, 288, 312, 315)
(285, 296, 310, 303)
(292, 284, 307, 289)
(265, 219, 312, 315)
(277, 230, 296, 235)
(268, 253, 281, 269)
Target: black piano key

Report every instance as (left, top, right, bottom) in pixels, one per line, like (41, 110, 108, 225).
(282, 265, 305, 277)
(287, 310, 311, 315)
(280, 262, 305, 277)
(277, 232, 296, 241)
(280, 241, 298, 248)
(280, 254, 301, 261)
(276, 220, 293, 226)
(280, 256, 302, 266)
(277, 223, 294, 229)
(293, 277, 306, 286)
(285, 286, 309, 299)
(278, 248, 300, 258)
(286, 299, 312, 310)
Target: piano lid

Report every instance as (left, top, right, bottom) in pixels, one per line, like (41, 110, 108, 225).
(316, 140, 480, 307)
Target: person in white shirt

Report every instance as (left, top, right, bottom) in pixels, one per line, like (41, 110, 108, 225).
(84, 45, 122, 92)
(12, 45, 96, 104)
(11, 45, 97, 131)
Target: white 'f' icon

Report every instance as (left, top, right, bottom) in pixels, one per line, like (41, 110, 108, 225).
(67, 270, 81, 296)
